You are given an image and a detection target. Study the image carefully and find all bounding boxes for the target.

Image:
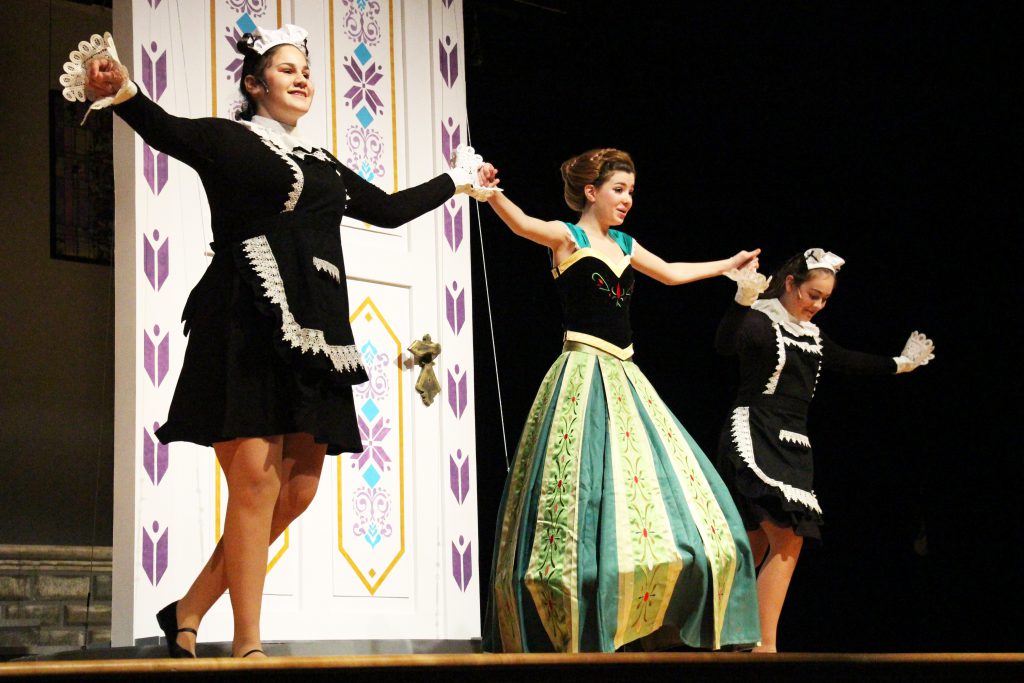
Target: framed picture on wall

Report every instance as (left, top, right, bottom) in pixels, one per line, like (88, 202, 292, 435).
(49, 89, 114, 266)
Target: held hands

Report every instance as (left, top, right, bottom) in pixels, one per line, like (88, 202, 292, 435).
(728, 249, 761, 273)
(722, 250, 765, 305)
(894, 331, 936, 374)
(445, 145, 503, 201)
(725, 266, 771, 306)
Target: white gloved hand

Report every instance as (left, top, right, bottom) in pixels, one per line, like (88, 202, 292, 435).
(59, 32, 137, 123)
(725, 268, 771, 306)
(445, 144, 502, 201)
(894, 331, 935, 373)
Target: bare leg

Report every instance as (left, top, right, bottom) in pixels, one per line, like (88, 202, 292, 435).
(747, 527, 769, 570)
(751, 521, 803, 653)
(170, 434, 327, 656)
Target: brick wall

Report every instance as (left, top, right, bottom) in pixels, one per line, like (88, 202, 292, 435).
(0, 545, 112, 659)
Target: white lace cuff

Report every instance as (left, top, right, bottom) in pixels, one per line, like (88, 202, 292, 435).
(725, 269, 770, 306)
(445, 144, 502, 201)
(895, 331, 935, 373)
(59, 32, 137, 123)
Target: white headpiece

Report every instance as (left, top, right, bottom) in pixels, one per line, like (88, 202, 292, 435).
(804, 248, 845, 273)
(244, 24, 309, 56)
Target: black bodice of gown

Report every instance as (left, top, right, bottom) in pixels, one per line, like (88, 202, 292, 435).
(552, 224, 635, 354)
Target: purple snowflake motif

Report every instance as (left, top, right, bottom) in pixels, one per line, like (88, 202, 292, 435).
(224, 26, 246, 83)
(350, 416, 392, 471)
(342, 57, 385, 114)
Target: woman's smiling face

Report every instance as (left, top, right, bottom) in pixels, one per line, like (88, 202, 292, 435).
(248, 44, 314, 126)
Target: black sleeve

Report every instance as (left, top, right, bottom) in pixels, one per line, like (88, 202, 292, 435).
(341, 166, 455, 229)
(112, 89, 222, 171)
(821, 331, 898, 375)
(715, 302, 775, 356)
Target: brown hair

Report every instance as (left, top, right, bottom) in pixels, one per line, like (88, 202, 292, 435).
(761, 251, 838, 300)
(234, 37, 309, 121)
(559, 148, 636, 213)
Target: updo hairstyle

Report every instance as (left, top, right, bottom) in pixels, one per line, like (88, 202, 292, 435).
(559, 148, 636, 213)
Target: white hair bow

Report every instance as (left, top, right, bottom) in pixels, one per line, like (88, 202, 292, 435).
(804, 248, 845, 273)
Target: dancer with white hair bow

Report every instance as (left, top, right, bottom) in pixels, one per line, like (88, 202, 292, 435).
(715, 248, 935, 652)
(60, 24, 497, 658)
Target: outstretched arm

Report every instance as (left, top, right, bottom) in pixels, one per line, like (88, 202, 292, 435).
(343, 167, 456, 229)
(81, 54, 221, 169)
(631, 243, 761, 285)
(485, 190, 575, 254)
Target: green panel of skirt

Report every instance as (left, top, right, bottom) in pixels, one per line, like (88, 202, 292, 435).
(485, 350, 761, 652)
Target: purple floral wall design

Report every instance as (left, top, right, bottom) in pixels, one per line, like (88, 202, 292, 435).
(141, 42, 167, 101)
(228, 0, 268, 17)
(142, 521, 168, 586)
(338, 2, 388, 185)
(446, 282, 465, 335)
(142, 143, 168, 195)
(444, 200, 463, 252)
(447, 364, 468, 419)
(438, 36, 458, 88)
(349, 335, 396, 552)
(143, 325, 169, 387)
(140, 41, 168, 195)
(144, 229, 169, 291)
(441, 117, 461, 170)
(438, 2, 476, 603)
(449, 449, 470, 505)
(143, 423, 169, 485)
(451, 535, 472, 592)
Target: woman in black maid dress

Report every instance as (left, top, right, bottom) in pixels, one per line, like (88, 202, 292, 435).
(64, 24, 496, 658)
(714, 249, 935, 652)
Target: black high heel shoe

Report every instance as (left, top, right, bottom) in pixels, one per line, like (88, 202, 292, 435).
(155, 601, 197, 658)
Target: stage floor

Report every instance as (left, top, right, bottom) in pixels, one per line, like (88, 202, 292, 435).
(3, 651, 1024, 682)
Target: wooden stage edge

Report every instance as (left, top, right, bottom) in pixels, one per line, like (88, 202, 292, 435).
(3, 652, 1024, 682)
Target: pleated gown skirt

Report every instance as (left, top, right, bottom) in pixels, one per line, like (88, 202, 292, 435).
(485, 348, 761, 653)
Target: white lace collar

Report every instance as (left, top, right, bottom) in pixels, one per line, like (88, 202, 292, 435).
(752, 298, 820, 338)
(243, 115, 314, 153)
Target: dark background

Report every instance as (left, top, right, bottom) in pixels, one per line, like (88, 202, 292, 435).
(463, 1, 1020, 653)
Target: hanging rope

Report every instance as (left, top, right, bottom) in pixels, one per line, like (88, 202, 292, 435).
(445, 1, 511, 472)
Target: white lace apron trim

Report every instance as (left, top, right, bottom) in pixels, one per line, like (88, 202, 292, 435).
(783, 336, 823, 355)
(242, 235, 363, 374)
(312, 256, 341, 284)
(730, 407, 821, 514)
(779, 429, 811, 448)
(753, 298, 823, 394)
(764, 325, 786, 395)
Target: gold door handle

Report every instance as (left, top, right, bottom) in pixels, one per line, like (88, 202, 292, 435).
(408, 334, 442, 406)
